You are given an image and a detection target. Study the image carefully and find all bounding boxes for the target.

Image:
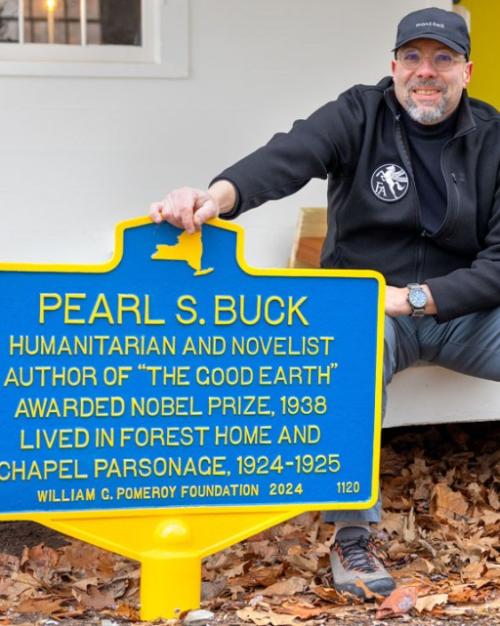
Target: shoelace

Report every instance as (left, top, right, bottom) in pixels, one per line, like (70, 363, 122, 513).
(335, 536, 379, 574)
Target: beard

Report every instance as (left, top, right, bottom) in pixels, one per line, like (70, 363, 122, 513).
(403, 79, 449, 124)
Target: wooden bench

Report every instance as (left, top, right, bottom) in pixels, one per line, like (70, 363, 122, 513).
(289, 208, 500, 428)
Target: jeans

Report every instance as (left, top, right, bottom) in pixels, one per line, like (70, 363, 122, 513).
(324, 306, 500, 524)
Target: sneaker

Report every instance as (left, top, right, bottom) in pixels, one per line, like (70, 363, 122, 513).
(330, 526, 395, 599)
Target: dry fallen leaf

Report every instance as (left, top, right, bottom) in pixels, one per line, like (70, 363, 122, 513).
(488, 489, 500, 510)
(21, 544, 59, 583)
(202, 578, 228, 601)
(380, 512, 405, 536)
(402, 506, 417, 542)
(245, 541, 277, 563)
(415, 593, 449, 613)
(71, 576, 100, 591)
(310, 585, 351, 605)
(0, 553, 19, 576)
(462, 561, 486, 581)
(0, 575, 36, 599)
(279, 600, 330, 619)
(233, 565, 285, 589)
(58, 540, 116, 580)
(16, 595, 68, 616)
(114, 602, 140, 620)
(237, 607, 298, 626)
(431, 482, 469, 520)
(285, 553, 318, 573)
(261, 576, 307, 597)
(442, 596, 500, 616)
(74, 584, 116, 610)
(395, 557, 435, 577)
(375, 585, 418, 619)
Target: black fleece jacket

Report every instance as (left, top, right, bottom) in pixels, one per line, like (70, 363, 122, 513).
(212, 77, 500, 322)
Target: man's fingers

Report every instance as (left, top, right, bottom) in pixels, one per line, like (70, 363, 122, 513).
(193, 196, 219, 228)
(149, 188, 218, 233)
(149, 197, 180, 226)
(164, 189, 189, 229)
(170, 189, 197, 233)
(149, 201, 164, 223)
(156, 192, 187, 230)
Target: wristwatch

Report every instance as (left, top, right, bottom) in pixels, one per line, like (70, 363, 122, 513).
(407, 283, 427, 317)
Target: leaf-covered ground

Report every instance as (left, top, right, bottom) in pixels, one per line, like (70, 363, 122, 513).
(0, 422, 498, 625)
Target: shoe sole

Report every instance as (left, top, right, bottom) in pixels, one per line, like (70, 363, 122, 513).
(334, 578, 396, 600)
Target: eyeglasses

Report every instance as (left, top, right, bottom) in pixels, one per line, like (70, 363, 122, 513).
(397, 49, 464, 71)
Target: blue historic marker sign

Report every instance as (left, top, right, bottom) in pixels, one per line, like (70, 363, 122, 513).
(0, 218, 384, 514)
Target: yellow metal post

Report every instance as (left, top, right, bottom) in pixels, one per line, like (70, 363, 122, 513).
(140, 517, 201, 619)
(140, 551, 201, 620)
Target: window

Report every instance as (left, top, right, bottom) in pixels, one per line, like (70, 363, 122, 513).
(0, 0, 188, 77)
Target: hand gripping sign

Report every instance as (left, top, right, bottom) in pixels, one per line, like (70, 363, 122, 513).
(0, 218, 384, 619)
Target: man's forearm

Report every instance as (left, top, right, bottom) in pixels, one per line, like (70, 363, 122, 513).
(208, 180, 237, 215)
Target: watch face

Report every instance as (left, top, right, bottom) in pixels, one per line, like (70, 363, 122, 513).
(409, 288, 427, 308)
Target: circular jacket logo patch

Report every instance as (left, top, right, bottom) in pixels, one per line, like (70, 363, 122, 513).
(371, 164, 409, 202)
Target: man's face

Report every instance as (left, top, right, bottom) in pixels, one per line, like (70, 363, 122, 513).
(391, 38, 473, 124)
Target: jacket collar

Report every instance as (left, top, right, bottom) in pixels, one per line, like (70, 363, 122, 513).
(381, 76, 476, 136)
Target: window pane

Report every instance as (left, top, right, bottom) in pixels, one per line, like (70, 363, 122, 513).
(86, 0, 99, 20)
(65, 0, 79, 19)
(86, 20, 100, 45)
(24, 0, 81, 44)
(54, 16, 80, 44)
(94, 0, 141, 46)
(0, 0, 19, 43)
(27, 0, 48, 18)
(27, 18, 47, 43)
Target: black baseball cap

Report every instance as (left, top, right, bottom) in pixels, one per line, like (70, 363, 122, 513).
(394, 7, 470, 58)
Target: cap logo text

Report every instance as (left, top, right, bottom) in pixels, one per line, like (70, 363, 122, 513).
(415, 21, 445, 29)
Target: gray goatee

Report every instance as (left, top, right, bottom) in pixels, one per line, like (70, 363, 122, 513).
(404, 79, 448, 125)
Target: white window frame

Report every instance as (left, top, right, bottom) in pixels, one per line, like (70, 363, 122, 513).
(0, 0, 188, 78)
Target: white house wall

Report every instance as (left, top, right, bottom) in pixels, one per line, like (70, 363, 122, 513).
(0, 0, 450, 266)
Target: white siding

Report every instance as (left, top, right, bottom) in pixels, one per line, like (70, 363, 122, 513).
(0, 0, 451, 266)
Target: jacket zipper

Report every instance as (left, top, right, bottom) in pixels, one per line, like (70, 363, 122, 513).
(448, 171, 460, 241)
(436, 115, 477, 239)
(394, 115, 427, 282)
(439, 141, 461, 241)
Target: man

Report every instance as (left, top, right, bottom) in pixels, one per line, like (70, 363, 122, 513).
(150, 8, 500, 599)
